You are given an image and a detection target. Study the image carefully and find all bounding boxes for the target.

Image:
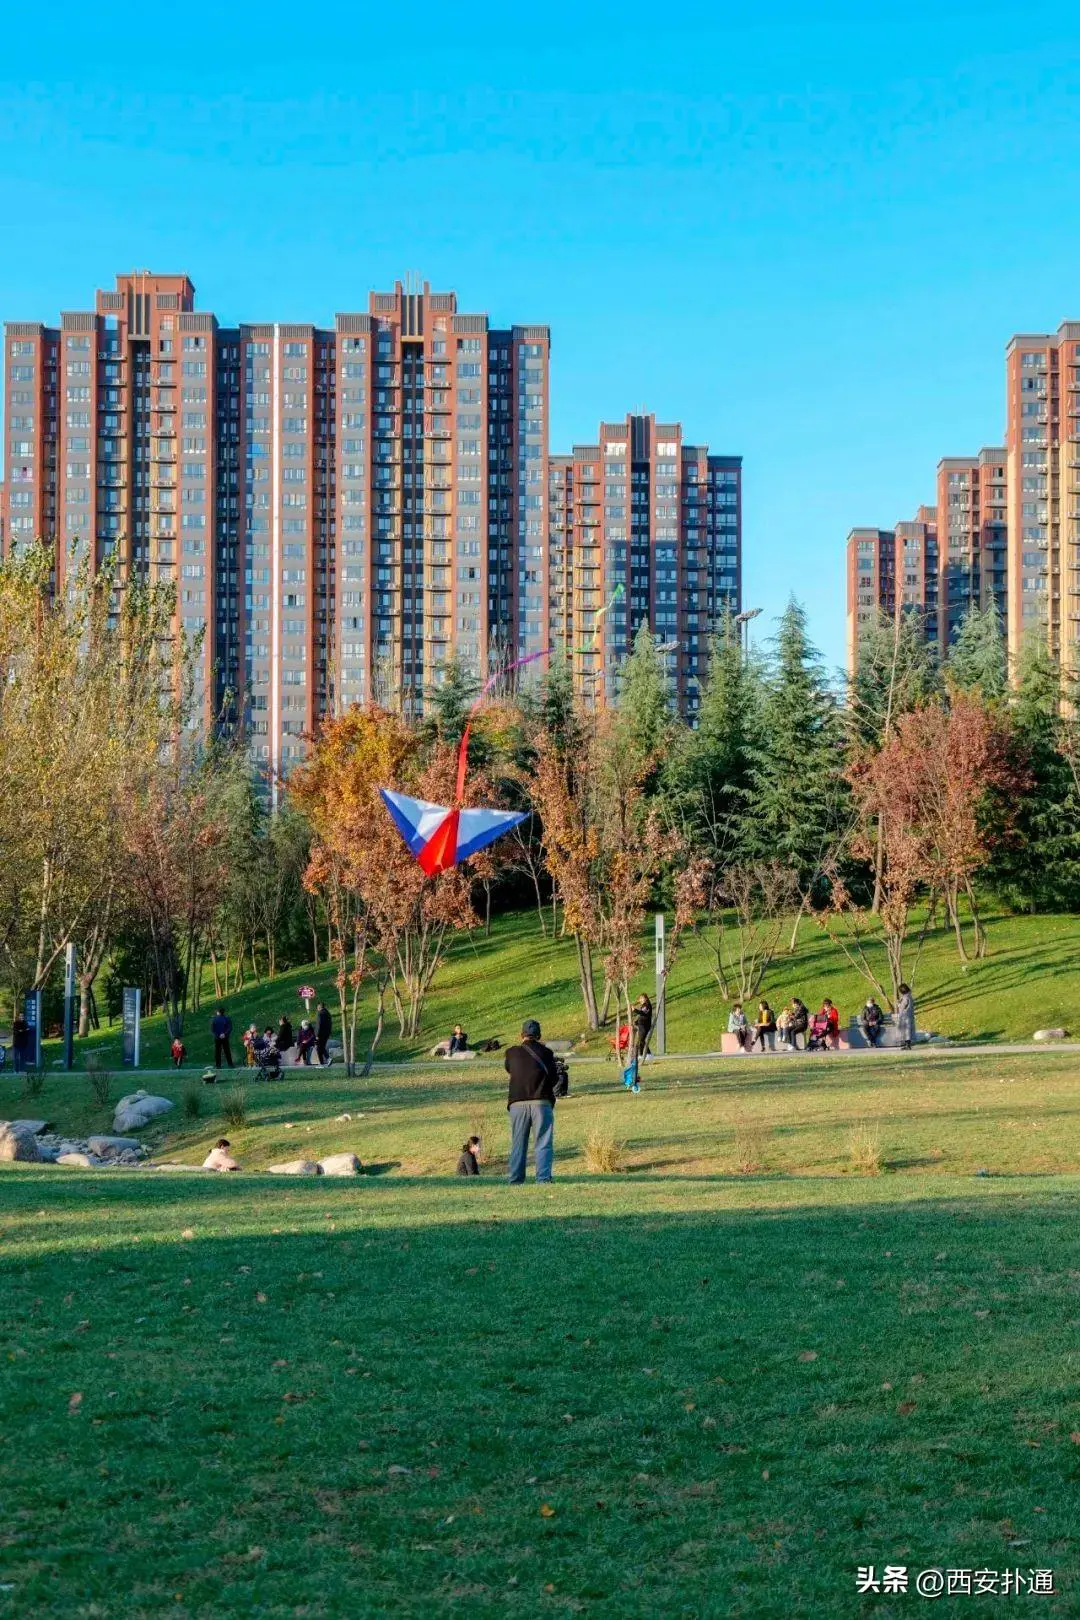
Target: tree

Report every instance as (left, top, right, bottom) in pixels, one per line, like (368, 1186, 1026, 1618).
(0, 543, 191, 1003)
(615, 623, 673, 779)
(992, 633, 1080, 911)
(947, 604, 1008, 704)
(697, 861, 801, 1001)
(123, 759, 231, 1039)
(749, 599, 846, 938)
(531, 704, 679, 1030)
(849, 607, 940, 748)
(290, 707, 480, 1072)
(664, 609, 762, 864)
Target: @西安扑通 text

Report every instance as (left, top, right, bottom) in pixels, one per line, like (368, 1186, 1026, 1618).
(855, 1566, 1055, 1597)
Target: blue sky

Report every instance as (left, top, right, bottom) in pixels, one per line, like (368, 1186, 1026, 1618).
(4, 1, 1080, 673)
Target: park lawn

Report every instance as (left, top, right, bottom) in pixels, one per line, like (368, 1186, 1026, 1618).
(46, 905, 1080, 1077)
(3, 1053, 1080, 1615)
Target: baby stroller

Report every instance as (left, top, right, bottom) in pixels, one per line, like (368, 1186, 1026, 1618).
(253, 1043, 282, 1083)
(806, 1012, 830, 1052)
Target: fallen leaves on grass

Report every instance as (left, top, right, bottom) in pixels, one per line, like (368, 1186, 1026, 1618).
(798, 1351, 817, 1363)
(539, 1503, 556, 1518)
(67, 1392, 82, 1415)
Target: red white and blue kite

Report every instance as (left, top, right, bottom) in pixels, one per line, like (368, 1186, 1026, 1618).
(379, 650, 548, 875)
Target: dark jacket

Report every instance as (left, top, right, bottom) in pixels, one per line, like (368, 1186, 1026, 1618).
(11, 1016, 28, 1052)
(505, 1039, 558, 1108)
(790, 1000, 809, 1034)
(276, 1019, 294, 1052)
(211, 1013, 232, 1039)
(633, 1000, 652, 1039)
(456, 1148, 479, 1176)
(316, 1008, 332, 1043)
(448, 1030, 469, 1054)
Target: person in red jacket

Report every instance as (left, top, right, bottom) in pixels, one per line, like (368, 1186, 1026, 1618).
(821, 999, 841, 1050)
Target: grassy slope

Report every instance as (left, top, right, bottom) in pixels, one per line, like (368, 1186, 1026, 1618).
(3, 1052, 1080, 1615)
(43, 905, 1080, 1075)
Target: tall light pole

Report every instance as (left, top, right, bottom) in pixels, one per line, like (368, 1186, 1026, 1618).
(733, 606, 762, 658)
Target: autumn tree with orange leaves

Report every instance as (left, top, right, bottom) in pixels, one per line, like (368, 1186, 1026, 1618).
(289, 706, 492, 1074)
(819, 692, 1021, 1003)
(531, 704, 682, 1032)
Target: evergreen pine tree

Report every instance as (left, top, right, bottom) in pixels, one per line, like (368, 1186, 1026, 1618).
(848, 608, 939, 746)
(422, 656, 479, 748)
(992, 632, 1080, 909)
(947, 604, 1008, 703)
(615, 623, 673, 773)
(750, 598, 844, 887)
(664, 609, 761, 860)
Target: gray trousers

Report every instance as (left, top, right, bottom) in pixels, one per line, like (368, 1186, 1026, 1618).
(508, 1101, 554, 1184)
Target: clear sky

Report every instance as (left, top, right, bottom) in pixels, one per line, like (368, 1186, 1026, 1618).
(4, 1, 1080, 674)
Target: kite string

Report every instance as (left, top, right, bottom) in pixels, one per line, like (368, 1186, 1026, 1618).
(453, 647, 552, 806)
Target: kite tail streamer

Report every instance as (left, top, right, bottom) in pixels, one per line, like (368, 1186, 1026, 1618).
(452, 646, 552, 805)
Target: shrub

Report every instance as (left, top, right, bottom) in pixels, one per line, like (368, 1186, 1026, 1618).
(220, 1087, 247, 1130)
(732, 1122, 772, 1174)
(583, 1123, 624, 1174)
(21, 1066, 46, 1101)
(182, 1085, 202, 1120)
(847, 1121, 883, 1175)
(86, 1062, 113, 1108)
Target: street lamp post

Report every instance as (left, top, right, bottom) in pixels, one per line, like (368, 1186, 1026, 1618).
(733, 606, 763, 657)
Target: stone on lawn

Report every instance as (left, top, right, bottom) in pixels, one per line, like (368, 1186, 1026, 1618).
(0, 1123, 42, 1163)
(318, 1152, 362, 1177)
(10, 1119, 49, 1136)
(113, 1091, 174, 1132)
(88, 1136, 143, 1157)
(1033, 1027, 1068, 1043)
(267, 1159, 323, 1176)
(56, 1151, 101, 1168)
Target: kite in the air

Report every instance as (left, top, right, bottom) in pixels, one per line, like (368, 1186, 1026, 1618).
(380, 649, 549, 875)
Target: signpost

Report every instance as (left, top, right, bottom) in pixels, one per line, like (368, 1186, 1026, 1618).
(122, 988, 141, 1068)
(299, 984, 316, 1014)
(24, 990, 42, 1070)
(654, 913, 666, 1057)
(63, 941, 77, 1070)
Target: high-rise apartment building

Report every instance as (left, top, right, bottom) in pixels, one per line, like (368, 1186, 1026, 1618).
(2, 272, 551, 781)
(936, 449, 1007, 645)
(845, 506, 938, 675)
(548, 414, 741, 717)
(1004, 323, 1080, 672)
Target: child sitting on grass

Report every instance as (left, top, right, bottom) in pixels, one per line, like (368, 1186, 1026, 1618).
(456, 1136, 482, 1176)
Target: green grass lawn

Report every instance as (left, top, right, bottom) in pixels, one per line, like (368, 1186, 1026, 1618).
(36, 904, 1080, 1076)
(3, 1051, 1080, 1615)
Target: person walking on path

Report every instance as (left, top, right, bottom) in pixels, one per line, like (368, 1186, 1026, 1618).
(211, 1007, 234, 1069)
(505, 1018, 559, 1185)
(456, 1135, 482, 1176)
(632, 993, 653, 1063)
(315, 1001, 333, 1066)
(896, 984, 916, 1050)
(10, 1012, 29, 1073)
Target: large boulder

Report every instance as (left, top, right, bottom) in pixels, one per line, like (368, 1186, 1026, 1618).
(1034, 1027, 1068, 1043)
(113, 1092, 174, 1132)
(318, 1152, 362, 1177)
(56, 1151, 101, 1168)
(267, 1159, 322, 1176)
(10, 1119, 49, 1136)
(0, 1123, 42, 1163)
(88, 1136, 144, 1157)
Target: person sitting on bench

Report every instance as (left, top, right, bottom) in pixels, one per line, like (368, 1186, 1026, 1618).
(727, 1003, 751, 1052)
(754, 1000, 778, 1052)
(859, 997, 885, 1047)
